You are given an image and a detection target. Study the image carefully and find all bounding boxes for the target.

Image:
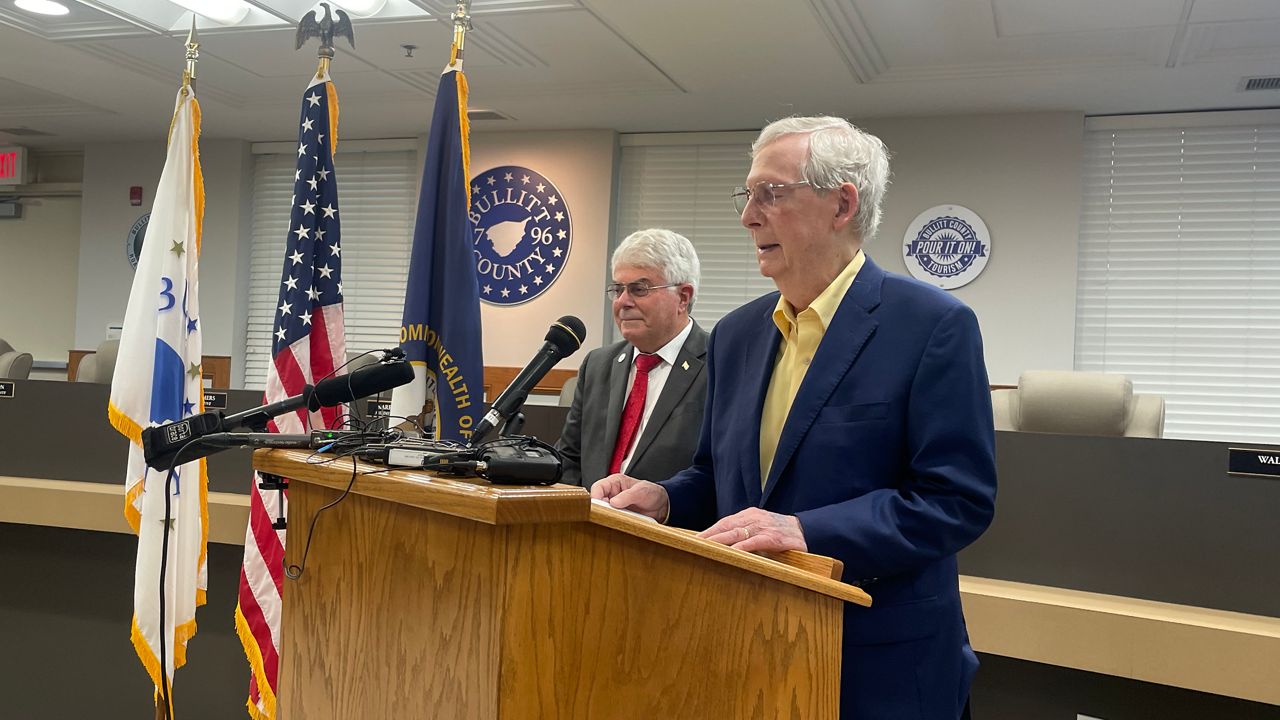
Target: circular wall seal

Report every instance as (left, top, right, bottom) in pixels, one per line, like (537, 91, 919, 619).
(470, 165, 571, 306)
(126, 212, 150, 270)
(902, 205, 990, 290)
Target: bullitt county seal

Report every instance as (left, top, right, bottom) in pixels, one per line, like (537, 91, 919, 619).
(469, 165, 571, 306)
(902, 205, 990, 290)
(126, 212, 151, 270)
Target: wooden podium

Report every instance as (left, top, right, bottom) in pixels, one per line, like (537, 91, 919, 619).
(255, 449, 870, 720)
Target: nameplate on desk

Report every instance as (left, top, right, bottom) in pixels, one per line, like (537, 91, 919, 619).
(1228, 447, 1280, 479)
(367, 400, 391, 419)
(0, 381, 13, 399)
(203, 391, 228, 410)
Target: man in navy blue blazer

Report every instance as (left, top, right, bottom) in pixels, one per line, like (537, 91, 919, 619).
(592, 116, 997, 719)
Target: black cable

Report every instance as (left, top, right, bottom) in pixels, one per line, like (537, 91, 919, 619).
(284, 451, 361, 581)
(157, 465, 174, 720)
(310, 348, 380, 388)
(475, 434, 563, 459)
(382, 413, 427, 436)
(152, 433, 224, 720)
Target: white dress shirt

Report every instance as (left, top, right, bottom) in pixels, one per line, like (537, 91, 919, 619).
(618, 318, 694, 473)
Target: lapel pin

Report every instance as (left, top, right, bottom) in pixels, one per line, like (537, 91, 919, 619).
(681, 360, 690, 371)
(617, 353, 627, 363)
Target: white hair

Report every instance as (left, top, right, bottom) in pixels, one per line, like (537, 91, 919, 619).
(753, 116, 891, 241)
(611, 228, 701, 309)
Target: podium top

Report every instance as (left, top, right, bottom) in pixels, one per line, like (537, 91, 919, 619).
(255, 449, 871, 606)
(255, 448, 588, 525)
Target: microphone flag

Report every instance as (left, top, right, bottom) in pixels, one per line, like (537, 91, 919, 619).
(389, 44, 484, 441)
(235, 70, 349, 720)
(106, 83, 207, 714)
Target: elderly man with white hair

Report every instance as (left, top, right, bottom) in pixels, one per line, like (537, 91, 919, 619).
(593, 117, 997, 720)
(556, 228, 708, 489)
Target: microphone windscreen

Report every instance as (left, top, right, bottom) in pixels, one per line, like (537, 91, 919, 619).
(545, 315, 586, 356)
(311, 360, 415, 410)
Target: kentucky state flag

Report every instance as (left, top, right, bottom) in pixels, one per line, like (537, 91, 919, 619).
(107, 85, 208, 714)
(390, 50, 484, 440)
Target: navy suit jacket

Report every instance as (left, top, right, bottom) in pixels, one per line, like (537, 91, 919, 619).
(662, 257, 997, 720)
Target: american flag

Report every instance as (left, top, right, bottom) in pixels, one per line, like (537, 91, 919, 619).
(235, 74, 346, 720)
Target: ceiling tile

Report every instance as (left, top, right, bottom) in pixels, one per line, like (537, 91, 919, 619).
(1189, 0, 1280, 23)
(991, 0, 1187, 36)
(0, 76, 109, 119)
(1179, 20, 1280, 64)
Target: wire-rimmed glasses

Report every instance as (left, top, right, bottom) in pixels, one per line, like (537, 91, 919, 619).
(605, 282, 679, 299)
(730, 180, 812, 215)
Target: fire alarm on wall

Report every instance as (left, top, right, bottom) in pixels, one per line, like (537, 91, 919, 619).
(130, 186, 143, 206)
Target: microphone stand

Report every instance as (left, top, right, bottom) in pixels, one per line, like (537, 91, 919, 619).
(499, 411, 525, 438)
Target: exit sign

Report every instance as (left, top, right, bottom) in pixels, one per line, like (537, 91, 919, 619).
(0, 146, 27, 185)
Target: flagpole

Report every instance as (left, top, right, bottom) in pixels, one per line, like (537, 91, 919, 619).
(452, 0, 472, 58)
(183, 18, 199, 95)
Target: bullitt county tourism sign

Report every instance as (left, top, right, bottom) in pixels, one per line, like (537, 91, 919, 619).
(902, 205, 990, 290)
(470, 165, 571, 306)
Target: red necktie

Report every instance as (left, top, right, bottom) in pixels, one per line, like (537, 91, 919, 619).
(608, 353, 662, 475)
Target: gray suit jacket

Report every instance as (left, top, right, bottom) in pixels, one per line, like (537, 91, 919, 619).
(557, 321, 709, 488)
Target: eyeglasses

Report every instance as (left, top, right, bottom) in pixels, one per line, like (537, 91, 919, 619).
(730, 180, 812, 215)
(606, 282, 680, 299)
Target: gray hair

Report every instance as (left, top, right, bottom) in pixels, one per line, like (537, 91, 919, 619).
(612, 228, 701, 309)
(753, 116, 891, 241)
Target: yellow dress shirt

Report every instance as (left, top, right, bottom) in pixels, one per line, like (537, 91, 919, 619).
(759, 251, 866, 488)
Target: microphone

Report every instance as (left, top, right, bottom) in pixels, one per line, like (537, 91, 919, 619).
(470, 316, 586, 445)
(310, 357, 414, 410)
(142, 359, 414, 469)
(142, 386, 315, 469)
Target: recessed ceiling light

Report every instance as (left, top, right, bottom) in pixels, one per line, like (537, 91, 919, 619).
(14, 0, 71, 16)
(168, 0, 250, 25)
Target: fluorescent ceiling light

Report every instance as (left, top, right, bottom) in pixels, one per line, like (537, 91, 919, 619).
(168, 0, 251, 25)
(334, 0, 386, 18)
(14, 0, 71, 15)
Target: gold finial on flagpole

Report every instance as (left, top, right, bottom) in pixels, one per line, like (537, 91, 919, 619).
(296, 2, 355, 79)
(182, 16, 199, 93)
(451, 1, 473, 57)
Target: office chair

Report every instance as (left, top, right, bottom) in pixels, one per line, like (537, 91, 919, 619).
(0, 338, 34, 380)
(992, 370, 1165, 438)
(75, 338, 121, 384)
(558, 375, 578, 407)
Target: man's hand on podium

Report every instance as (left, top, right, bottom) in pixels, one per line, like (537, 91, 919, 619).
(590, 474, 670, 522)
(698, 507, 808, 554)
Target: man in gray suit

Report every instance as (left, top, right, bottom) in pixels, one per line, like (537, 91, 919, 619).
(557, 229, 708, 488)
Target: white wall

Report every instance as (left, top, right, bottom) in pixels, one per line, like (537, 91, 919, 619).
(0, 195, 81, 362)
(74, 139, 252, 359)
(862, 112, 1084, 384)
(56, 113, 1079, 387)
(469, 129, 617, 370)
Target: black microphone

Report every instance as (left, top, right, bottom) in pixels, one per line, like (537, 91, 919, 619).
(221, 385, 316, 433)
(142, 386, 315, 469)
(310, 357, 414, 410)
(470, 316, 586, 445)
(141, 360, 414, 470)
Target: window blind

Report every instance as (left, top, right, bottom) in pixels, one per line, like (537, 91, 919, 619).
(244, 149, 418, 389)
(614, 138, 773, 338)
(1076, 122, 1280, 442)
